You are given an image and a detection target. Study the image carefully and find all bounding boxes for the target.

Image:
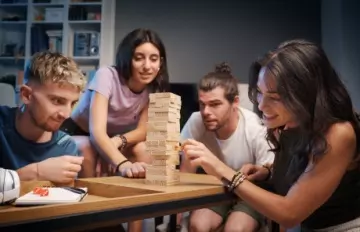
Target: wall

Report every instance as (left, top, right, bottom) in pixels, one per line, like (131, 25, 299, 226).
(322, 0, 360, 110)
(114, 0, 321, 84)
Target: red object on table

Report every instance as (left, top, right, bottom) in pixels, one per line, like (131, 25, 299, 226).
(33, 187, 49, 197)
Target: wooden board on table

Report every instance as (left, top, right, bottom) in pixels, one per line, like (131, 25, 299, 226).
(0, 174, 224, 226)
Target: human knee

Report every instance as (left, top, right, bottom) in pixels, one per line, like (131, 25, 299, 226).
(223, 213, 259, 232)
(130, 142, 151, 163)
(77, 137, 97, 163)
(189, 210, 221, 232)
(189, 217, 209, 232)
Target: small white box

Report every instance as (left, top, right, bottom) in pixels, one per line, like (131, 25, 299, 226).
(45, 8, 63, 22)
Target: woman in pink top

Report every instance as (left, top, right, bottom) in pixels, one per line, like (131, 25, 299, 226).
(60, 28, 169, 179)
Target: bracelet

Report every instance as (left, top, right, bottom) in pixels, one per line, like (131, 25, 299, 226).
(221, 171, 247, 192)
(116, 159, 131, 172)
(262, 164, 272, 181)
(116, 134, 127, 151)
(229, 172, 246, 192)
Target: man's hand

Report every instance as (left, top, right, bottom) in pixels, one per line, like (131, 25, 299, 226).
(240, 164, 270, 182)
(37, 155, 84, 184)
(118, 162, 147, 178)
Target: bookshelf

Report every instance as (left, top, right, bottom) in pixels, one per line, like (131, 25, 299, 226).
(0, 0, 116, 104)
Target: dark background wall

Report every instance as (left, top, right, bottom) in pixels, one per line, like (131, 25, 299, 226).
(322, 0, 360, 110)
(114, 0, 322, 84)
(114, 0, 360, 110)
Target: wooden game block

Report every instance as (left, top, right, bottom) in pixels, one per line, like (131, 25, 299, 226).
(148, 110, 180, 118)
(144, 178, 180, 186)
(149, 150, 179, 156)
(151, 154, 179, 166)
(145, 140, 180, 152)
(146, 122, 180, 133)
(148, 107, 180, 114)
(145, 169, 180, 186)
(149, 95, 181, 105)
(146, 132, 180, 141)
(146, 165, 177, 175)
(147, 111, 180, 123)
(149, 99, 181, 110)
(149, 92, 181, 103)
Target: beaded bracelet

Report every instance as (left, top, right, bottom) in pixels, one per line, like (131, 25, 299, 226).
(229, 172, 247, 192)
(221, 171, 247, 192)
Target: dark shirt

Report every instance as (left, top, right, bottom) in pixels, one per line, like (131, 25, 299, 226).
(0, 106, 80, 170)
(270, 128, 360, 230)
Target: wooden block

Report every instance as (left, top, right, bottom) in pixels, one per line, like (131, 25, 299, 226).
(149, 151, 179, 156)
(146, 131, 180, 142)
(148, 107, 180, 114)
(144, 178, 180, 186)
(146, 122, 180, 133)
(149, 99, 181, 110)
(151, 154, 179, 166)
(151, 158, 179, 166)
(146, 165, 177, 175)
(147, 111, 180, 123)
(145, 140, 179, 147)
(149, 92, 181, 102)
(145, 169, 180, 186)
(145, 140, 180, 150)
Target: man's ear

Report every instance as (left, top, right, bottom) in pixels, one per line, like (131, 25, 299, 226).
(19, 85, 33, 104)
(233, 95, 240, 107)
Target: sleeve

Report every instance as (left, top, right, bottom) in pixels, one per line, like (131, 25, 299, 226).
(57, 134, 82, 157)
(87, 67, 114, 99)
(252, 126, 275, 166)
(180, 112, 204, 142)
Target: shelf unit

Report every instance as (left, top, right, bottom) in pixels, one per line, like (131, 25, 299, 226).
(0, 0, 116, 104)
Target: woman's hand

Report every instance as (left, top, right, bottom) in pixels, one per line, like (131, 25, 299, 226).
(182, 139, 232, 179)
(240, 164, 270, 182)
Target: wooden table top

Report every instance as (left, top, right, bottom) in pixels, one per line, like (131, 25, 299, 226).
(0, 173, 227, 226)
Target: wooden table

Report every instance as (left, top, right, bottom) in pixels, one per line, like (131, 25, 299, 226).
(0, 173, 234, 231)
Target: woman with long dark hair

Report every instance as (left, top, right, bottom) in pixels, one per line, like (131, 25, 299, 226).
(183, 39, 360, 231)
(60, 28, 170, 232)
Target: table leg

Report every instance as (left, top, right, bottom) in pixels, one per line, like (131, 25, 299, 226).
(168, 214, 177, 232)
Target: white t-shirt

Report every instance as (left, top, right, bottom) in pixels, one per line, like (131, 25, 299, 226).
(181, 107, 274, 170)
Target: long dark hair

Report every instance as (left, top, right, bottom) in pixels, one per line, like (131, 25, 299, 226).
(248, 39, 360, 182)
(115, 28, 169, 93)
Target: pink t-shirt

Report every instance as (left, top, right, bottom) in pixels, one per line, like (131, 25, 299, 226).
(73, 66, 149, 136)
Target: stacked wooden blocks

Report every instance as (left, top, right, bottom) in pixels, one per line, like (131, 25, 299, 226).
(145, 92, 182, 186)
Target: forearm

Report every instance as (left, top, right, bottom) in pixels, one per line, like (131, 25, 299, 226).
(90, 133, 127, 166)
(16, 163, 39, 181)
(123, 128, 146, 146)
(221, 168, 296, 228)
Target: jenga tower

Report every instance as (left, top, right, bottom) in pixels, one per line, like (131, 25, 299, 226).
(145, 92, 182, 186)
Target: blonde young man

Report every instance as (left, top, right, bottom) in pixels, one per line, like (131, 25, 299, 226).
(179, 63, 274, 232)
(0, 51, 86, 184)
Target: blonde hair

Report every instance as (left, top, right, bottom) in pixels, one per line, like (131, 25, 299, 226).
(24, 51, 86, 91)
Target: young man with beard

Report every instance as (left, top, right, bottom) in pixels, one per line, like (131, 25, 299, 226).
(179, 63, 274, 232)
(0, 51, 87, 184)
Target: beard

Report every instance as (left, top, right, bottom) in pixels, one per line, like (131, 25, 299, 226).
(203, 118, 229, 132)
(202, 107, 233, 132)
(29, 109, 60, 132)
